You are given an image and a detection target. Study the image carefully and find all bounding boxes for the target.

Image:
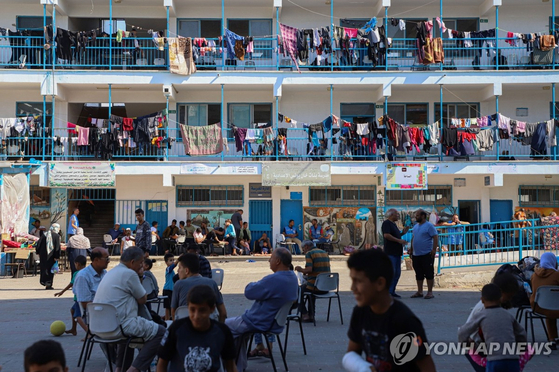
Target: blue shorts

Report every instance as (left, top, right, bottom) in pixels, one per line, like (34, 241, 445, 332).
(71, 301, 82, 318)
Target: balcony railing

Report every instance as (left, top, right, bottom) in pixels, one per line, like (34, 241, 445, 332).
(1, 35, 556, 71)
(3, 126, 557, 162)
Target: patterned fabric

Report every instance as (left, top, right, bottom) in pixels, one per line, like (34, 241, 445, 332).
(168, 37, 196, 76)
(305, 248, 331, 291)
(280, 23, 300, 72)
(540, 216, 559, 250)
(180, 123, 224, 155)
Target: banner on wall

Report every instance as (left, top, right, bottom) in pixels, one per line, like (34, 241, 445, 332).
(262, 163, 331, 186)
(49, 163, 116, 188)
(386, 163, 428, 190)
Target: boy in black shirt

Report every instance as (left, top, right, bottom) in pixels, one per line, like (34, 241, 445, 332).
(381, 209, 410, 298)
(344, 249, 436, 372)
(157, 285, 237, 372)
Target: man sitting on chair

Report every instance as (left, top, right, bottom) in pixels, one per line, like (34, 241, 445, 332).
(225, 248, 298, 372)
(283, 219, 302, 254)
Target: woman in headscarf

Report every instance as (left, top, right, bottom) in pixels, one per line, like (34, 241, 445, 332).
(37, 223, 61, 290)
(67, 227, 90, 274)
(530, 252, 559, 342)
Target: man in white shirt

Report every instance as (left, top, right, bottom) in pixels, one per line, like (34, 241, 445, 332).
(29, 220, 45, 238)
(93, 247, 165, 371)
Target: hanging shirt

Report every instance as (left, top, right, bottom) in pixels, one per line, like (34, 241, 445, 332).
(77, 126, 90, 146)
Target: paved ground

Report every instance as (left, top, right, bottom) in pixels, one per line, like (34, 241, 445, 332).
(1, 257, 557, 371)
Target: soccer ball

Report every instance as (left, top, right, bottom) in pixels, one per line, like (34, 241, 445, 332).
(50, 321, 66, 336)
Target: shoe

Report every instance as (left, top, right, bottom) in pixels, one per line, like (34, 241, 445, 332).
(302, 314, 313, 323)
(391, 293, 401, 298)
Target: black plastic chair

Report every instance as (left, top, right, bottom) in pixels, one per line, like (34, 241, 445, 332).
(284, 286, 307, 356)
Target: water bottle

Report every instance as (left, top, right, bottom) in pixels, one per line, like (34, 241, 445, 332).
(523, 281, 532, 294)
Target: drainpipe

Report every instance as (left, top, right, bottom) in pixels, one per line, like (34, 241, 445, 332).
(221, 84, 225, 161)
(108, 84, 112, 133)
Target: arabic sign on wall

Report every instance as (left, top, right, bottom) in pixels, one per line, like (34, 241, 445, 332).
(49, 163, 116, 188)
(386, 163, 428, 190)
(262, 163, 331, 186)
(180, 163, 259, 175)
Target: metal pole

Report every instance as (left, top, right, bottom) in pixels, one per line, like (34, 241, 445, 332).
(109, 0, 113, 71)
(440, 0, 443, 71)
(43, 4, 46, 69)
(496, 96, 500, 160)
(52, 95, 55, 159)
(495, 5, 499, 71)
(108, 84, 112, 132)
(52, 2, 56, 70)
(275, 96, 279, 161)
(553, 0, 556, 69)
(330, 84, 334, 161)
(276, 7, 280, 71)
(553, 83, 557, 160)
(222, 0, 225, 71)
(42, 96, 46, 160)
(330, 0, 334, 72)
(221, 84, 225, 161)
(385, 6, 388, 71)
(440, 84, 444, 161)
(166, 6, 170, 39)
(166, 96, 169, 161)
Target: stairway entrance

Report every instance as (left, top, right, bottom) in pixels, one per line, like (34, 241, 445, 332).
(68, 189, 116, 247)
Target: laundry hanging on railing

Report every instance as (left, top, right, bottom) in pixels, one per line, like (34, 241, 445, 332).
(168, 36, 197, 76)
(180, 123, 223, 156)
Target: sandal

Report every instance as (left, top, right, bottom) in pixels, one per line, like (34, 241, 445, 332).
(410, 293, 424, 298)
(424, 294, 435, 299)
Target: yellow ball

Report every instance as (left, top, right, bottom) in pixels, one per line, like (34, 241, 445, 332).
(50, 321, 66, 337)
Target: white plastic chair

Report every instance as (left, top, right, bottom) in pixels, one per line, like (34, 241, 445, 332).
(174, 305, 189, 320)
(275, 234, 296, 253)
(175, 235, 187, 254)
(525, 286, 559, 342)
(103, 234, 117, 255)
(308, 273, 343, 326)
(212, 268, 224, 290)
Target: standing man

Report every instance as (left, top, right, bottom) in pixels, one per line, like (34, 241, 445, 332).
(295, 240, 331, 322)
(283, 219, 302, 255)
(68, 208, 79, 240)
(382, 209, 410, 298)
(231, 209, 243, 239)
(240, 222, 252, 250)
(225, 248, 298, 372)
(73, 247, 110, 319)
(410, 209, 439, 300)
(343, 249, 436, 372)
(184, 219, 197, 247)
(93, 248, 165, 372)
(135, 209, 152, 257)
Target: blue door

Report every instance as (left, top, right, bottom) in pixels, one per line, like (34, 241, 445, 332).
(249, 200, 273, 247)
(145, 201, 168, 228)
(280, 200, 303, 242)
(490, 200, 513, 223)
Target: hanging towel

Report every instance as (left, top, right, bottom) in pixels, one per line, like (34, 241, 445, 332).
(246, 129, 257, 141)
(399, 19, 406, 31)
(280, 23, 300, 72)
(435, 17, 447, 33)
(180, 123, 223, 155)
(168, 37, 197, 76)
(263, 127, 274, 143)
(225, 29, 244, 59)
(547, 119, 557, 148)
(77, 126, 89, 146)
(122, 118, 134, 131)
(233, 127, 247, 152)
(356, 123, 370, 135)
(67, 122, 77, 135)
(344, 28, 358, 38)
(497, 114, 511, 136)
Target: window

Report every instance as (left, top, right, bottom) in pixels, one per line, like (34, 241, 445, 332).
(519, 186, 559, 207)
(435, 18, 479, 57)
(178, 104, 221, 126)
(434, 103, 480, 126)
(340, 103, 376, 123)
(16, 102, 52, 127)
(228, 104, 272, 128)
(16, 16, 52, 30)
(101, 19, 126, 34)
(387, 104, 428, 124)
(386, 185, 452, 207)
(228, 19, 272, 58)
(340, 19, 370, 29)
(309, 186, 376, 207)
(177, 186, 244, 207)
(30, 187, 50, 206)
(178, 19, 222, 38)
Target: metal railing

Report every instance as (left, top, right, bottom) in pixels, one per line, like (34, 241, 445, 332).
(2, 35, 557, 71)
(435, 219, 559, 273)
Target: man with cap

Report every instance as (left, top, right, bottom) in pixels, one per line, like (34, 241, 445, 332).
(317, 223, 335, 244)
(295, 240, 331, 322)
(107, 223, 123, 254)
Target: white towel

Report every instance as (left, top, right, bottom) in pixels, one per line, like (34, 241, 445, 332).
(356, 123, 370, 135)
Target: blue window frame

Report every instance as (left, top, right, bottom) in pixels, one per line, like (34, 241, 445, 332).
(386, 185, 452, 207)
(177, 185, 244, 207)
(434, 102, 480, 126)
(519, 185, 559, 207)
(309, 186, 376, 207)
(178, 103, 221, 126)
(387, 103, 429, 124)
(340, 103, 375, 124)
(228, 103, 272, 129)
(177, 19, 222, 38)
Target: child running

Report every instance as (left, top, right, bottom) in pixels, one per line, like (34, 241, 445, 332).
(54, 255, 88, 335)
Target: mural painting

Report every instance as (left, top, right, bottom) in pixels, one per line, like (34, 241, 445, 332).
(187, 209, 236, 228)
(303, 207, 376, 249)
(514, 206, 559, 220)
(29, 207, 51, 231)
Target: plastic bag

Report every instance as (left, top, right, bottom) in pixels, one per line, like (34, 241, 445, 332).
(51, 261, 59, 274)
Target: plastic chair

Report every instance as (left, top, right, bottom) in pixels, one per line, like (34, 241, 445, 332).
(275, 234, 296, 253)
(525, 286, 559, 342)
(103, 234, 118, 256)
(308, 273, 343, 326)
(80, 303, 145, 372)
(174, 306, 189, 320)
(284, 285, 307, 356)
(150, 234, 157, 255)
(175, 235, 187, 255)
(236, 301, 293, 372)
(212, 268, 224, 290)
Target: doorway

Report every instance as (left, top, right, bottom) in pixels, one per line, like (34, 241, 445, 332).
(458, 200, 481, 224)
(490, 200, 513, 223)
(280, 199, 303, 242)
(249, 200, 273, 245)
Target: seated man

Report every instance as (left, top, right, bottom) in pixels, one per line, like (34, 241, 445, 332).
(295, 240, 331, 322)
(225, 248, 298, 372)
(283, 219, 302, 255)
(255, 233, 272, 255)
(30, 219, 45, 238)
(107, 223, 123, 254)
(317, 223, 335, 244)
(93, 248, 165, 372)
(171, 253, 225, 322)
(162, 219, 179, 254)
(74, 247, 110, 320)
(184, 219, 197, 248)
(309, 219, 323, 242)
(186, 244, 212, 278)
